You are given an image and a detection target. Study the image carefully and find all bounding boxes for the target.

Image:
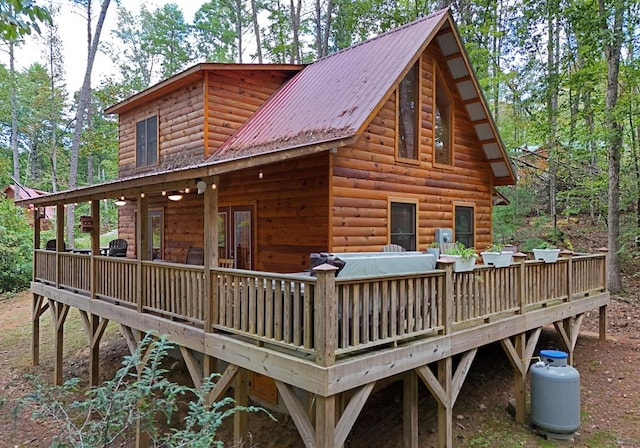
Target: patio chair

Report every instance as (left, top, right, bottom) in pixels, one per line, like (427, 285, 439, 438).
(45, 239, 66, 251)
(381, 243, 406, 252)
(185, 247, 204, 265)
(107, 238, 128, 257)
(219, 258, 234, 268)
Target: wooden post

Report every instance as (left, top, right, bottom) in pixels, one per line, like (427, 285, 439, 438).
(203, 176, 219, 379)
(315, 395, 336, 448)
(513, 333, 526, 424)
(233, 368, 249, 445)
(90, 199, 100, 299)
(403, 370, 418, 448)
(56, 204, 65, 288)
(32, 213, 41, 367)
(513, 252, 527, 314)
(437, 357, 453, 448)
(597, 248, 609, 341)
(314, 264, 339, 367)
(562, 250, 573, 302)
(136, 196, 149, 315)
(437, 260, 454, 335)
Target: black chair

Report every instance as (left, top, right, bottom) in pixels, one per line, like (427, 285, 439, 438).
(107, 238, 128, 257)
(45, 239, 66, 251)
(185, 247, 204, 265)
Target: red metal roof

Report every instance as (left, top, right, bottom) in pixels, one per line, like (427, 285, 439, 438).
(210, 9, 450, 160)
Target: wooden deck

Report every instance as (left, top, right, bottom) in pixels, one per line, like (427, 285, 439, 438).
(31, 251, 609, 448)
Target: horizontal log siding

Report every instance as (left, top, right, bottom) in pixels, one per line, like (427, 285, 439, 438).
(223, 154, 331, 273)
(331, 49, 494, 252)
(118, 81, 205, 178)
(118, 154, 330, 272)
(206, 70, 293, 154)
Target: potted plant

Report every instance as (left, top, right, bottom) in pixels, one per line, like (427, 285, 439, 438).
(533, 242, 561, 263)
(444, 242, 477, 272)
(480, 243, 513, 268)
(426, 242, 440, 259)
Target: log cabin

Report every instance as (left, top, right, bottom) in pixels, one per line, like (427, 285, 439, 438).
(20, 8, 610, 448)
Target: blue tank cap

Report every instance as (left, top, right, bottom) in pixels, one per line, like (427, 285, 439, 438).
(540, 349, 568, 359)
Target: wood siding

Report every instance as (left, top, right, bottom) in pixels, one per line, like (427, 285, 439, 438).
(331, 49, 494, 252)
(118, 81, 205, 178)
(118, 154, 330, 273)
(206, 70, 294, 155)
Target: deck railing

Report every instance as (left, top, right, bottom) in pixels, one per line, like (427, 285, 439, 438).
(33, 251, 607, 364)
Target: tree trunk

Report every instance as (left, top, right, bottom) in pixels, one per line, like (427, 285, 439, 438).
(600, 0, 624, 292)
(10, 41, 19, 184)
(251, 0, 262, 63)
(290, 0, 302, 63)
(66, 0, 111, 248)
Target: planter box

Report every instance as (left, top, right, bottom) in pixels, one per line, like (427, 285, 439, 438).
(446, 254, 477, 272)
(533, 248, 561, 263)
(481, 251, 513, 268)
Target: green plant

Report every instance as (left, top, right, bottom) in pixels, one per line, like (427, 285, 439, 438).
(427, 241, 440, 248)
(485, 243, 504, 252)
(18, 333, 269, 447)
(444, 242, 477, 260)
(534, 241, 557, 249)
(0, 197, 33, 293)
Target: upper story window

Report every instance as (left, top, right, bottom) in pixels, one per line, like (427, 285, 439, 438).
(397, 63, 419, 162)
(434, 69, 453, 166)
(390, 199, 417, 251)
(136, 115, 158, 167)
(454, 204, 474, 248)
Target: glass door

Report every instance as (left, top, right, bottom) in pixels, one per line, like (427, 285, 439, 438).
(218, 205, 254, 269)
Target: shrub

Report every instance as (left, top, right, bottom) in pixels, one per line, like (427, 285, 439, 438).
(0, 197, 33, 293)
(18, 333, 269, 447)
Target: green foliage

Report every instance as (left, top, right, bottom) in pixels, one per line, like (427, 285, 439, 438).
(20, 334, 269, 447)
(0, 0, 51, 41)
(0, 196, 32, 293)
(444, 242, 477, 260)
(485, 243, 504, 253)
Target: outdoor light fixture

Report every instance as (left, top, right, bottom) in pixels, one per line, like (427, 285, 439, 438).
(114, 196, 126, 206)
(161, 190, 167, 196)
(211, 183, 217, 190)
(140, 192, 145, 198)
(185, 187, 190, 194)
(196, 179, 207, 194)
(167, 192, 183, 201)
(259, 169, 263, 179)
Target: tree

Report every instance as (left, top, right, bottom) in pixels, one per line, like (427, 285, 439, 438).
(0, 0, 50, 41)
(0, 196, 32, 292)
(193, 0, 239, 63)
(145, 3, 192, 79)
(67, 0, 111, 249)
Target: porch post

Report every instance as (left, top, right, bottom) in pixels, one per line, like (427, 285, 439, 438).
(438, 260, 454, 335)
(597, 248, 609, 341)
(32, 211, 41, 366)
(89, 199, 101, 386)
(90, 200, 100, 299)
(203, 175, 219, 379)
(136, 196, 149, 317)
(313, 264, 338, 367)
(56, 203, 65, 288)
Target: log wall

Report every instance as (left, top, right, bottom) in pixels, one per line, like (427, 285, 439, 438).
(118, 81, 205, 178)
(331, 48, 494, 252)
(206, 70, 295, 155)
(118, 154, 331, 273)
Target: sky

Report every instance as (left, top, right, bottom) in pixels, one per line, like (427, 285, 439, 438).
(4, 0, 204, 92)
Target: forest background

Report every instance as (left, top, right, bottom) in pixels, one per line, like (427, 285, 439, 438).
(0, 0, 637, 293)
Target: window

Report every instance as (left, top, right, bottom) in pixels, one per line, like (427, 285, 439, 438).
(434, 70, 452, 165)
(136, 115, 158, 167)
(397, 63, 419, 161)
(390, 200, 417, 251)
(454, 205, 474, 248)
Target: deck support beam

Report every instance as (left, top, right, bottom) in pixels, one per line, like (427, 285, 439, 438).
(32, 293, 48, 366)
(179, 346, 204, 389)
(500, 327, 541, 424)
(599, 305, 608, 341)
(416, 348, 477, 448)
(553, 314, 584, 365)
(48, 298, 70, 385)
(79, 310, 109, 386)
(403, 371, 418, 448)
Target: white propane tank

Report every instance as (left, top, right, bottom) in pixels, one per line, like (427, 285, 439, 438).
(530, 349, 580, 439)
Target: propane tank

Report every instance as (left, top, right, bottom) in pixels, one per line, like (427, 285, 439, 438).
(530, 349, 580, 439)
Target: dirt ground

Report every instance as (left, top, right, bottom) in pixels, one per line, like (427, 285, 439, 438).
(0, 279, 638, 447)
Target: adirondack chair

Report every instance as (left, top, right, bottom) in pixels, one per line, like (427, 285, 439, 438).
(106, 238, 128, 257)
(381, 243, 406, 252)
(219, 258, 234, 268)
(45, 239, 66, 251)
(185, 247, 204, 265)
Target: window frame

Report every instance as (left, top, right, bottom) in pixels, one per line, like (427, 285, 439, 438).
(395, 60, 421, 165)
(453, 202, 475, 249)
(135, 114, 159, 168)
(388, 197, 419, 251)
(432, 65, 454, 168)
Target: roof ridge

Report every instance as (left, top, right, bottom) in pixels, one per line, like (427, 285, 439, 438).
(315, 7, 449, 63)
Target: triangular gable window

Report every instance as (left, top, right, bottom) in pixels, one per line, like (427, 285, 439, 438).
(397, 62, 419, 162)
(434, 67, 453, 166)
